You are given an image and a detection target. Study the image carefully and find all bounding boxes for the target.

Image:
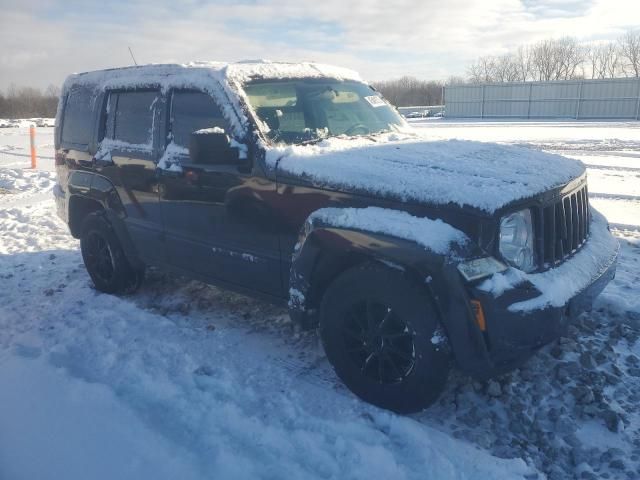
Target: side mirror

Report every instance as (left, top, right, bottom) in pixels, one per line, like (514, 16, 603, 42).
(189, 128, 240, 165)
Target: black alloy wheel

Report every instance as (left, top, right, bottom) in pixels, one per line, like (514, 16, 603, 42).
(83, 230, 116, 285)
(320, 262, 450, 413)
(342, 300, 415, 384)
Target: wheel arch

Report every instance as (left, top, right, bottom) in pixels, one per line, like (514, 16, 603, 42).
(289, 226, 447, 326)
(289, 222, 494, 377)
(66, 172, 143, 271)
(68, 194, 104, 238)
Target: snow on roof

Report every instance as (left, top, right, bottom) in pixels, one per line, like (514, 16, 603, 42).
(63, 60, 362, 91)
(224, 61, 362, 83)
(266, 132, 586, 214)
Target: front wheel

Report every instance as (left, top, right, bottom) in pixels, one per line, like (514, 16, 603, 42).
(320, 263, 449, 413)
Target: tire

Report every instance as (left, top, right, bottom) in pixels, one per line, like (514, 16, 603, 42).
(80, 212, 144, 294)
(320, 262, 449, 413)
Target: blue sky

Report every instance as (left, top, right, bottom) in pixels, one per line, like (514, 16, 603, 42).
(0, 0, 638, 90)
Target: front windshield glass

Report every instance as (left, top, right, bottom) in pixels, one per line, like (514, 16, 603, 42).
(243, 79, 407, 145)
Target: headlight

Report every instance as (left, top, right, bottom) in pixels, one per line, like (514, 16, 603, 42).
(499, 209, 536, 272)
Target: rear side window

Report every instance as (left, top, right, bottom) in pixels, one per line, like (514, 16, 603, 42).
(104, 91, 157, 146)
(170, 91, 225, 147)
(61, 85, 95, 146)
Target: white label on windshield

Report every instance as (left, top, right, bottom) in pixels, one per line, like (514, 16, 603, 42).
(364, 95, 386, 107)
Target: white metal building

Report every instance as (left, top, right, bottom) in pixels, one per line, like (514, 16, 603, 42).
(444, 77, 640, 119)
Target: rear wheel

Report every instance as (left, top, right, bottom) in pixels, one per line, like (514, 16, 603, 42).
(320, 263, 449, 413)
(80, 212, 144, 294)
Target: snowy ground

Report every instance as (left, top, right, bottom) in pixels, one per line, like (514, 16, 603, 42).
(1, 120, 639, 479)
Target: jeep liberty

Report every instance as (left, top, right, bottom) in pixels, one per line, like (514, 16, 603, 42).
(54, 62, 618, 412)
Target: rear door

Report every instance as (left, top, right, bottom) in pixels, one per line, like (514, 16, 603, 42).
(95, 89, 165, 264)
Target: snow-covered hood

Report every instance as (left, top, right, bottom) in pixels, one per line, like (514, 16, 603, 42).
(266, 133, 586, 214)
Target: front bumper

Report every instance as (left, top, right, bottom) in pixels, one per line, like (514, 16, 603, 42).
(470, 251, 616, 375)
(460, 210, 619, 378)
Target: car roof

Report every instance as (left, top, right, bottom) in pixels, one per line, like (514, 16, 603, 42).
(64, 60, 362, 91)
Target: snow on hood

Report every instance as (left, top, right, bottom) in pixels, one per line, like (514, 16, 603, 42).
(266, 133, 586, 213)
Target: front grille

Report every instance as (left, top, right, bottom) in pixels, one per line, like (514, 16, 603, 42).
(536, 184, 590, 269)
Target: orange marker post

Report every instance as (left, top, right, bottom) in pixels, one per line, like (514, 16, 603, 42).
(29, 125, 37, 169)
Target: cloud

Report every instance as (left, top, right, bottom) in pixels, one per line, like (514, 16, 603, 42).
(0, 0, 638, 90)
(521, 0, 595, 18)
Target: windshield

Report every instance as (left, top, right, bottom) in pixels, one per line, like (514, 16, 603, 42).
(243, 79, 407, 145)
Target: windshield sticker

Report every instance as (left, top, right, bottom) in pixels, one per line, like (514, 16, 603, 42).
(364, 95, 386, 108)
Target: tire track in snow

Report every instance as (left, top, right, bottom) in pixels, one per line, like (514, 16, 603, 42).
(584, 164, 640, 173)
(590, 192, 640, 202)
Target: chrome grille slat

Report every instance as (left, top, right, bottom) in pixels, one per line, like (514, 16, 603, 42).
(539, 184, 589, 269)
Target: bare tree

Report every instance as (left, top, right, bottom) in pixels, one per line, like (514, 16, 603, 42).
(588, 43, 621, 79)
(531, 40, 558, 81)
(372, 77, 444, 107)
(514, 46, 534, 81)
(493, 54, 521, 82)
(467, 56, 497, 83)
(445, 75, 467, 86)
(618, 30, 640, 77)
(0, 85, 60, 118)
(467, 52, 528, 83)
(588, 45, 604, 79)
(45, 84, 61, 98)
(531, 38, 586, 81)
(558, 37, 586, 80)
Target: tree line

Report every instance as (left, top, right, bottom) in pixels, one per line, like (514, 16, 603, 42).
(0, 85, 60, 119)
(466, 30, 640, 83)
(371, 77, 447, 108)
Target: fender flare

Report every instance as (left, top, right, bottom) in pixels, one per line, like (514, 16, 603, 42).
(67, 171, 144, 270)
(289, 217, 493, 378)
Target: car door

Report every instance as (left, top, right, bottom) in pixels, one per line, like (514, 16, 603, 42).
(94, 89, 165, 264)
(158, 89, 282, 297)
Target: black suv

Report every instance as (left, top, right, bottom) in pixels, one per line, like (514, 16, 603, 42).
(54, 62, 618, 413)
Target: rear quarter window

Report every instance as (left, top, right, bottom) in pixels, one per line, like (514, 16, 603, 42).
(61, 84, 96, 146)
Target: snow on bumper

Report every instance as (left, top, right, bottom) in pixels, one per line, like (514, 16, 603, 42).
(479, 209, 619, 313)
